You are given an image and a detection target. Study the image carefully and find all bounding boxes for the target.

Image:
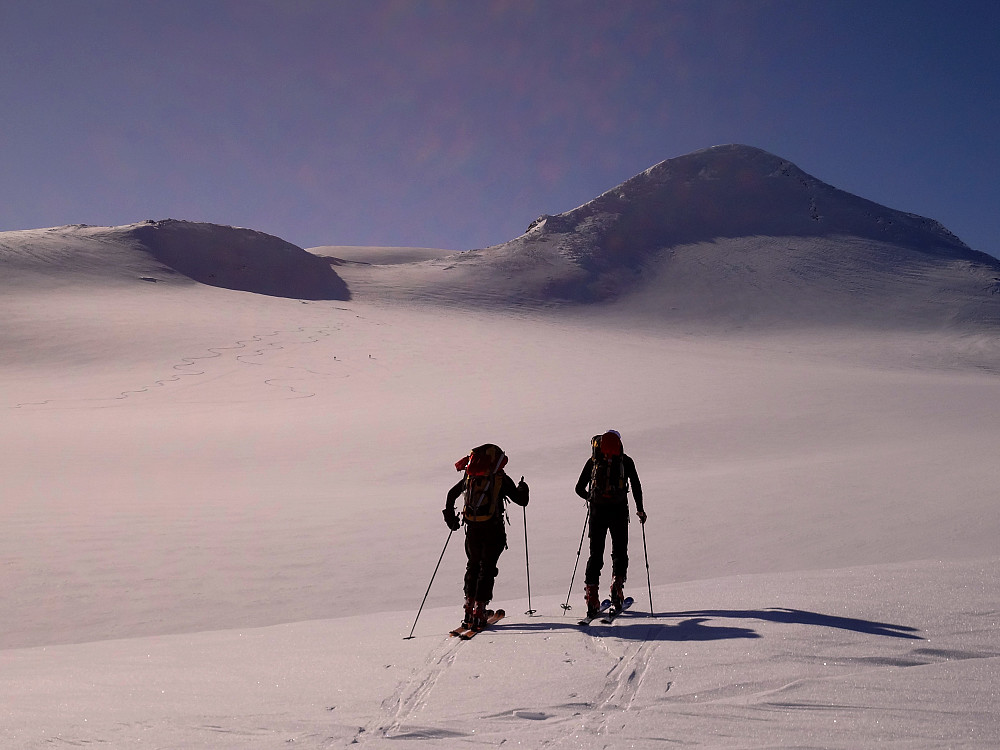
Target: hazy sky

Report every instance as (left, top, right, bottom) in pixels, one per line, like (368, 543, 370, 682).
(1, 1, 997, 256)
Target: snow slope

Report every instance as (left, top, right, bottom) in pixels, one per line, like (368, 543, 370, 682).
(0, 219, 349, 299)
(2, 146, 999, 747)
(310, 245, 460, 265)
(3, 560, 997, 748)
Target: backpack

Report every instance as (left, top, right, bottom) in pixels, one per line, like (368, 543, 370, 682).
(588, 431, 628, 504)
(454, 443, 508, 523)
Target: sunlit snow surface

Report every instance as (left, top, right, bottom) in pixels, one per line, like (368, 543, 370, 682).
(3, 149, 999, 746)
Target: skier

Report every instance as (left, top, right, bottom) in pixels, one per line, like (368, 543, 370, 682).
(443, 443, 529, 630)
(575, 430, 646, 618)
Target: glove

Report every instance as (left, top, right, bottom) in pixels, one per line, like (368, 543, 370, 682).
(636, 510, 647, 524)
(517, 476, 529, 502)
(443, 508, 461, 531)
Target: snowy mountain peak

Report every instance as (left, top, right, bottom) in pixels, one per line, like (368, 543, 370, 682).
(336, 145, 1000, 330)
(524, 144, 971, 260)
(641, 144, 811, 182)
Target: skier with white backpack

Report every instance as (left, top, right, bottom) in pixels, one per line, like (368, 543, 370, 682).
(443, 443, 529, 631)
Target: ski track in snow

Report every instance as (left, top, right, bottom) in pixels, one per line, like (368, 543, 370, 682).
(8, 325, 343, 409)
(544, 621, 661, 745)
(363, 613, 667, 747)
(363, 605, 995, 748)
(369, 637, 466, 741)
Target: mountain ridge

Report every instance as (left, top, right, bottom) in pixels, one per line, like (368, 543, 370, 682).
(524, 144, 974, 261)
(3, 145, 998, 329)
(373, 144, 999, 328)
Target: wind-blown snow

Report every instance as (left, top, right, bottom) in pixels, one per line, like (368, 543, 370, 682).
(2, 146, 999, 748)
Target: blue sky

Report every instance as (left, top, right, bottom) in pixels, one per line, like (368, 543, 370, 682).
(1, 0, 997, 256)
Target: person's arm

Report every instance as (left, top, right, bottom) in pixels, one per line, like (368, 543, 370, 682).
(445, 478, 465, 511)
(625, 454, 644, 515)
(501, 473, 529, 507)
(443, 477, 465, 530)
(575, 459, 593, 500)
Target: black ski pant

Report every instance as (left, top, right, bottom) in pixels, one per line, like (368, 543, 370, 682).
(464, 522, 506, 603)
(585, 502, 629, 586)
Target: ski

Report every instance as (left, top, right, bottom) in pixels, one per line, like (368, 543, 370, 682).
(600, 596, 634, 624)
(577, 599, 612, 626)
(449, 611, 487, 638)
(450, 609, 504, 639)
(449, 617, 481, 639)
(458, 609, 505, 640)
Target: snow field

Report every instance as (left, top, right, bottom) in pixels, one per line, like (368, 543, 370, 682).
(3, 213, 1000, 746)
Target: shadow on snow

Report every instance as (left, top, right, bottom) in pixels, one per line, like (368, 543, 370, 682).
(495, 606, 921, 642)
(667, 608, 922, 640)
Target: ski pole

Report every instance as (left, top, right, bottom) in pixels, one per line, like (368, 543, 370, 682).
(522, 487, 535, 615)
(641, 519, 654, 617)
(561, 504, 590, 614)
(404, 529, 453, 640)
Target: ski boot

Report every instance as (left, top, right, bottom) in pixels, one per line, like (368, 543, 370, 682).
(610, 576, 626, 613)
(472, 600, 490, 631)
(584, 583, 601, 619)
(462, 596, 476, 629)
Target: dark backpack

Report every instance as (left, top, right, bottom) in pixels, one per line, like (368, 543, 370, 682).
(454, 443, 508, 523)
(588, 432, 628, 503)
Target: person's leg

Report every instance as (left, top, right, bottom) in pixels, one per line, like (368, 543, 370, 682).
(464, 526, 485, 600)
(609, 504, 630, 607)
(584, 507, 610, 585)
(473, 527, 507, 605)
(584, 506, 610, 614)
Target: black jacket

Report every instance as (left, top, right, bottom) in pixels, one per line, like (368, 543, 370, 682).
(575, 454, 643, 513)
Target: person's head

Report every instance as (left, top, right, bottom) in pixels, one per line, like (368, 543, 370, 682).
(600, 430, 622, 457)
